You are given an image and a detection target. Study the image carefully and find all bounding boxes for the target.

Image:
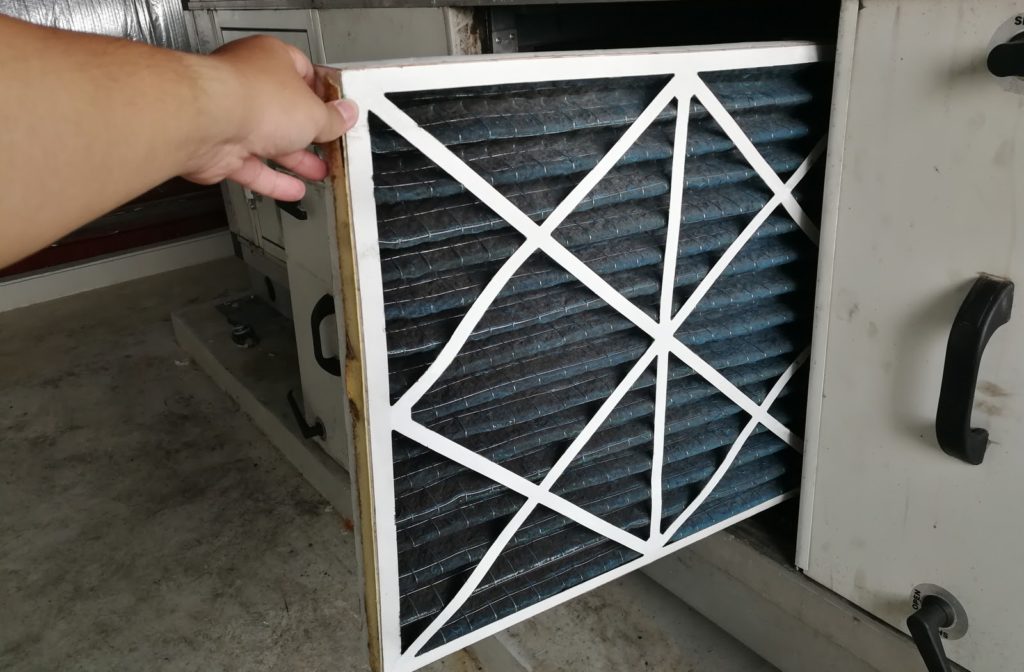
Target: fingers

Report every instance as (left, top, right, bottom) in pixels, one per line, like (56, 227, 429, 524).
(279, 44, 358, 143)
(229, 156, 306, 201)
(284, 43, 315, 86)
(273, 149, 328, 181)
(281, 47, 358, 144)
(313, 98, 359, 144)
(197, 35, 358, 191)
(277, 42, 358, 144)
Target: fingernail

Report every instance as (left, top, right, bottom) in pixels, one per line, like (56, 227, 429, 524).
(333, 98, 358, 125)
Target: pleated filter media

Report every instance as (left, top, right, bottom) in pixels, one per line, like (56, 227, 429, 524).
(331, 43, 833, 672)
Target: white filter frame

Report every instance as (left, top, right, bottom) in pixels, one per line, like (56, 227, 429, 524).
(336, 42, 829, 672)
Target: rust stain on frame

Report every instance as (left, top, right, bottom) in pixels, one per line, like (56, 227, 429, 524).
(315, 65, 384, 672)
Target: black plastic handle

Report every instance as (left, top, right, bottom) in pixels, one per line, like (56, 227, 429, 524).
(907, 595, 956, 672)
(286, 389, 325, 440)
(988, 35, 1024, 78)
(310, 294, 341, 377)
(936, 275, 1014, 465)
(275, 199, 308, 220)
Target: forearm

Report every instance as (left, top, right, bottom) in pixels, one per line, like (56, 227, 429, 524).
(0, 16, 353, 269)
(0, 15, 235, 267)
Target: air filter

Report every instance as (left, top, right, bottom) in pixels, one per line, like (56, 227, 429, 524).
(324, 43, 832, 672)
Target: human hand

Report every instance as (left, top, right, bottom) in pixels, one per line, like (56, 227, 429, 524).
(182, 36, 357, 201)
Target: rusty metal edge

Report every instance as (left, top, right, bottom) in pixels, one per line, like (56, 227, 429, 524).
(314, 65, 384, 672)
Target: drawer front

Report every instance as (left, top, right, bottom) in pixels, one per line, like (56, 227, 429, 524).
(804, 2, 1024, 670)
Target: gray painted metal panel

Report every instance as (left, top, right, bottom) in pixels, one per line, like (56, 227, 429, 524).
(805, 2, 1024, 670)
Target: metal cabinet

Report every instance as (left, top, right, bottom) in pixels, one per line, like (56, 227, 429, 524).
(801, 1, 1024, 670)
(185, 2, 1024, 669)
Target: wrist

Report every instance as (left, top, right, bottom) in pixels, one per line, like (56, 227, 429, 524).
(177, 50, 250, 176)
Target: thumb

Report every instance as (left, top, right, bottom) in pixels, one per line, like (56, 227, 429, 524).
(314, 98, 359, 143)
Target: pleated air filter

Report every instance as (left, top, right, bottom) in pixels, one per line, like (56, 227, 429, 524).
(326, 43, 832, 672)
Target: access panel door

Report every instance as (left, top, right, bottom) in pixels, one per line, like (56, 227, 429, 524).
(802, 2, 1024, 670)
(324, 43, 833, 672)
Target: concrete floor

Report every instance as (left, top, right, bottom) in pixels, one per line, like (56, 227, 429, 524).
(0, 259, 774, 672)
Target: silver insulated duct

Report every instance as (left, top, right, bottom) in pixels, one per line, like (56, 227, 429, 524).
(0, 0, 189, 50)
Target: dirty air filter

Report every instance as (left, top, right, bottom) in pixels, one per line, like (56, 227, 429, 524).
(329, 43, 832, 672)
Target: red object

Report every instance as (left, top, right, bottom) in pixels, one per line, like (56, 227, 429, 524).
(1, 179, 229, 278)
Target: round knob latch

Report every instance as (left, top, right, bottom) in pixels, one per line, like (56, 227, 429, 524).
(988, 33, 1024, 77)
